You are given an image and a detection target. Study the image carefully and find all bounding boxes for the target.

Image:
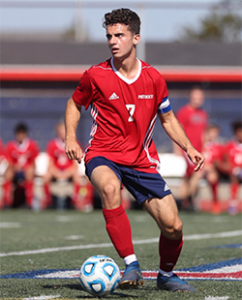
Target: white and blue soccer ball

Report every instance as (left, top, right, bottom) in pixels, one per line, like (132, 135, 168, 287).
(79, 255, 121, 297)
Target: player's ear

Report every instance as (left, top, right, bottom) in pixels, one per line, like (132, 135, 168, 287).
(133, 34, 140, 46)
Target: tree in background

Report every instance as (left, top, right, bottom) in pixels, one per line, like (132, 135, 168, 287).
(180, 0, 242, 42)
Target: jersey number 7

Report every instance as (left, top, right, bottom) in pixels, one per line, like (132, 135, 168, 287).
(126, 104, 135, 122)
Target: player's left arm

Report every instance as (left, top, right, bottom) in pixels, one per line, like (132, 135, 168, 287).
(158, 110, 205, 171)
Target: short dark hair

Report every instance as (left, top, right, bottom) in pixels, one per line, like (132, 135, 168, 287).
(103, 8, 140, 35)
(14, 122, 28, 134)
(208, 124, 220, 131)
(232, 121, 242, 133)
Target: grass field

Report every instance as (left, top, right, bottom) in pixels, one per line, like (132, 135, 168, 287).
(0, 209, 241, 300)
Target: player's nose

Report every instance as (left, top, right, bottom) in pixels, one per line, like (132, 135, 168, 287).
(109, 35, 117, 45)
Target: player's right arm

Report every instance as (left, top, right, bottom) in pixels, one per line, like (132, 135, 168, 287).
(65, 97, 83, 163)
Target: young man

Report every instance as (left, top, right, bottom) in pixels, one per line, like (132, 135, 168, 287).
(2, 123, 39, 208)
(65, 8, 204, 292)
(43, 121, 84, 210)
(224, 121, 242, 214)
(203, 124, 224, 213)
(175, 87, 208, 210)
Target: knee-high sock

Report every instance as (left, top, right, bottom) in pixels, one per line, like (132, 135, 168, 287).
(231, 183, 239, 199)
(159, 233, 183, 272)
(43, 183, 52, 206)
(211, 181, 218, 203)
(24, 180, 34, 207)
(102, 205, 134, 258)
(2, 181, 13, 206)
(72, 183, 81, 208)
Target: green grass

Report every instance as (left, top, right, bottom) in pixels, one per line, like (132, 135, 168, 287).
(0, 209, 241, 300)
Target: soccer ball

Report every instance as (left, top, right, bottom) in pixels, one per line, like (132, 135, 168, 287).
(79, 255, 121, 297)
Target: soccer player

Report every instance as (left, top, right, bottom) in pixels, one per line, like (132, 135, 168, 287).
(224, 121, 242, 214)
(203, 124, 224, 213)
(65, 8, 204, 292)
(175, 87, 208, 210)
(2, 123, 39, 208)
(42, 121, 84, 209)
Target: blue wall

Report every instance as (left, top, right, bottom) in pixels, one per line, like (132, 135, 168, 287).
(1, 95, 241, 152)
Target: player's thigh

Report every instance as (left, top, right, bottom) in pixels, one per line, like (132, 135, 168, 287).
(24, 164, 35, 180)
(4, 165, 15, 181)
(90, 165, 121, 208)
(143, 194, 182, 239)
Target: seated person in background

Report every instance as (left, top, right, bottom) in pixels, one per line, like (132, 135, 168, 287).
(203, 124, 224, 214)
(42, 121, 82, 209)
(223, 121, 242, 214)
(2, 123, 39, 208)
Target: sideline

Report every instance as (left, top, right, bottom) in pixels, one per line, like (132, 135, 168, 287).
(0, 230, 241, 258)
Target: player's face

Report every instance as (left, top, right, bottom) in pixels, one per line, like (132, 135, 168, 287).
(15, 131, 27, 143)
(206, 128, 220, 142)
(189, 89, 205, 109)
(106, 24, 140, 60)
(235, 128, 242, 143)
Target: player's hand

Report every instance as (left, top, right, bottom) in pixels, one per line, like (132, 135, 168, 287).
(187, 146, 205, 172)
(65, 139, 83, 164)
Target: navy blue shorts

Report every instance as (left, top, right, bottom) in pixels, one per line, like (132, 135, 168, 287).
(86, 156, 172, 205)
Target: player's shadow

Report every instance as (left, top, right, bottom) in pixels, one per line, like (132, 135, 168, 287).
(42, 283, 140, 298)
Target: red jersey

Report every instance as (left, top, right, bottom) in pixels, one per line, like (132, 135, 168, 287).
(47, 138, 74, 170)
(203, 140, 224, 165)
(5, 138, 39, 169)
(225, 140, 242, 172)
(72, 58, 170, 173)
(177, 105, 208, 152)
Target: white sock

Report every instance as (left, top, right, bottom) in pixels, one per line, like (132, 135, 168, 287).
(124, 254, 138, 266)
(159, 268, 173, 277)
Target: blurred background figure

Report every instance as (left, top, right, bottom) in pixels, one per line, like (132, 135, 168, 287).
(203, 124, 224, 214)
(175, 86, 208, 210)
(223, 121, 242, 215)
(42, 121, 89, 210)
(2, 123, 39, 208)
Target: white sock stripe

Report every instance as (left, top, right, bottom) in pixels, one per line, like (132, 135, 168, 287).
(124, 254, 138, 266)
(159, 268, 173, 277)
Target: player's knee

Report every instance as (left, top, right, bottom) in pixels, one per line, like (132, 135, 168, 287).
(164, 218, 183, 239)
(102, 182, 118, 199)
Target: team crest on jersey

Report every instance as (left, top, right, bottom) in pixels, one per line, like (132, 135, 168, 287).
(1, 258, 241, 281)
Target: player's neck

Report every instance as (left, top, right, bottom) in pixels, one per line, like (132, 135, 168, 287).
(112, 54, 139, 80)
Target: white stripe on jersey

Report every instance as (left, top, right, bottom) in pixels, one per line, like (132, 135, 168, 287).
(86, 104, 98, 153)
(93, 65, 112, 71)
(143, 115, 160, 171)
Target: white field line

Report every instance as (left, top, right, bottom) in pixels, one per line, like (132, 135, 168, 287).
(0, 230, 241, 258)
(0, 222, 21, 228)
(23, 296, 60, 300)
(204, 297, 229, 300)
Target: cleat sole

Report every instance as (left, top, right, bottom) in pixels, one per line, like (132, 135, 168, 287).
(119, 279, 144, 289)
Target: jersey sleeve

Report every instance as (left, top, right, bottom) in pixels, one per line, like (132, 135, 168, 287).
(156, 75, 172, 114)
(46, 141, 54, 158)
(72, 71, 95, 110)
(31, 141, 39, 160)
(5, 143, 13, 163)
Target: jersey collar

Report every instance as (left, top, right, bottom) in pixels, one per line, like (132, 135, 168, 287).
(111, 57, 141, 85)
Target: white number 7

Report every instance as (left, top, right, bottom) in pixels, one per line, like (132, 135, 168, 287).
(126, 104, 135, 122)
